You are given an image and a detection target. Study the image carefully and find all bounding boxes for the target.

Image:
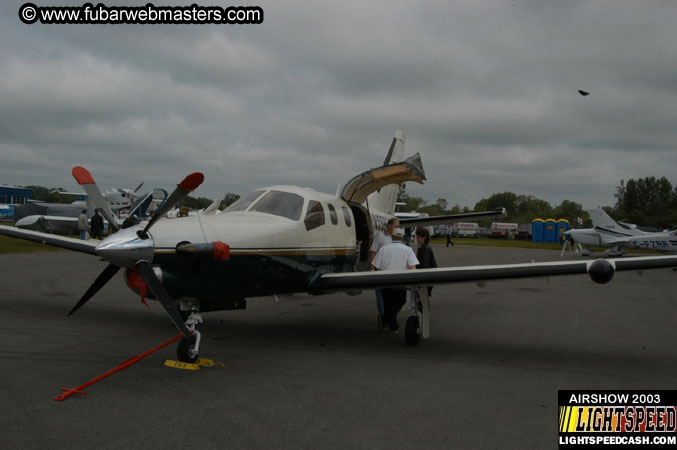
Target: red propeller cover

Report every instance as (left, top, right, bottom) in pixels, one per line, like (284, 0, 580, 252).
(72, 167, 95, 185)
(178, 173, 205, 191)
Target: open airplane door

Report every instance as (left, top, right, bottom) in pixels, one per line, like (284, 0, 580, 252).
(340, 153, 426, 205)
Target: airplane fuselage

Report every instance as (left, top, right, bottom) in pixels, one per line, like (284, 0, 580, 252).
(567, 227, 677, 252)
(103, 185, 392, 305)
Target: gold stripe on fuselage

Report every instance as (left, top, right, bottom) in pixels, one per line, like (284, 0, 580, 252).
(155, 248, 356, 256)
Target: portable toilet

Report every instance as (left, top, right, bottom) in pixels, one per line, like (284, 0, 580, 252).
(544, 219, 557, 243)
(556, 219, 570, 244)
(531, 219, 545, 243)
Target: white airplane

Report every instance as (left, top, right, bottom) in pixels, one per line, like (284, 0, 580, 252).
(14, 188, 167, 235)
(563, 208, 677, 256)
(1, 132, 676, 364)
(55, 182, 145, 212)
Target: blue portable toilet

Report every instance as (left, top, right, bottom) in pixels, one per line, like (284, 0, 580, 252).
(556, 219, 570, 244)
(544, 219, 557, 243)
(531, 219, 545, 243)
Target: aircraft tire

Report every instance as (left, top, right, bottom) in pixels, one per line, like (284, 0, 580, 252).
(177, 335, 199, 363)
(404, 316, 421, 346)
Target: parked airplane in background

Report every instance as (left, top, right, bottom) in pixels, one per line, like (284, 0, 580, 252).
(562, 207, 677, 256)
(14, 188, 168, 235)
(56, 182, 146, 214)
(2, 132, 676, 365)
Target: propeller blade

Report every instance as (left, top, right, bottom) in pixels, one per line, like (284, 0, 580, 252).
(136, 262, 192, 338)
(68, 263, 121, 316)
(140, 172, 204, 237)
(72, 167, 120, 232)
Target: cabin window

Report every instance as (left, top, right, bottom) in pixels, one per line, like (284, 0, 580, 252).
(224, 190, 266, 212)
(328, 204, 338, 225)
(342, 206, 351, 227)
(250, 191, 304, 220)
(304, 200, 325, 231)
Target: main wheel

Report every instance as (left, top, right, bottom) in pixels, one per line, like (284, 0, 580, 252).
(177, 335, 199, 363)
(404, 316, 421, 346)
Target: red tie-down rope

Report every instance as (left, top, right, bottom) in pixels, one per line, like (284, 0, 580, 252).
(54, 333, 186, 401)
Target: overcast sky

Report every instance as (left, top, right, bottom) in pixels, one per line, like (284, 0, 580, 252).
(2, 0, 676, 210)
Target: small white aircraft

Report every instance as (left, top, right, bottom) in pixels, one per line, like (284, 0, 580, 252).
(563, 208, 677, 256)
(55, 182, 145, 212)
(14, 188, 166, 235)
(2, 132, 676, 363)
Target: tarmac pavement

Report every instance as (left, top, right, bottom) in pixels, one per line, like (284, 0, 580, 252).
(1, 244, 675, 449)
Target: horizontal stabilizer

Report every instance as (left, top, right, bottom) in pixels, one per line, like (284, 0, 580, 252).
(399, 209, 507, 227)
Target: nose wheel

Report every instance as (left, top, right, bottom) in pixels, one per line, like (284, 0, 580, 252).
(178, 333, 199, 363)
(177, 312, 202, 363)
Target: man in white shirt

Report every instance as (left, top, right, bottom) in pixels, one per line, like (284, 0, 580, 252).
(370, 218, 399, 260)
(370, 227, 419, 332)
(369, 217, 400, 328)
(77, 209, 90, 240)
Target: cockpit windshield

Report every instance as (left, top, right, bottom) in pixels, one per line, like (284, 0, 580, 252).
(223, 190, 266, 212)
(250, 190, 304, 220)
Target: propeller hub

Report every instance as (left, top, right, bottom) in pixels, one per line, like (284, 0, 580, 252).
(95, 226, 155, 268)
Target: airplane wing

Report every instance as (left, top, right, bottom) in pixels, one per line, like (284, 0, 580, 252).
(53, 191, 86, 196)
(310, 255, 677, 293)
(0, 225, 98, 255)
(398, 209, 507, 227)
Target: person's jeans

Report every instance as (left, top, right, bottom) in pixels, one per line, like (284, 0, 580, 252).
(375, 288, 384, 315)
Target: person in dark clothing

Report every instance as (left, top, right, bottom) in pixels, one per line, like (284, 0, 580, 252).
(415, 228, 438, 296)
(90, 208, 105, 240)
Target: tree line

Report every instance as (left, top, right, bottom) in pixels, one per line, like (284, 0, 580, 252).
(399, 176, 677, 229)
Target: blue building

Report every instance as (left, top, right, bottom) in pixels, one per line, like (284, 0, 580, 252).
(0, 186, 32, 205)
(0, 186, 32, 220)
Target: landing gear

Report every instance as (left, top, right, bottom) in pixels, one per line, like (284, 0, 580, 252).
(178, 334, 199, 363)
(176, 310, 203, 363)
(404, 287, 430, 346)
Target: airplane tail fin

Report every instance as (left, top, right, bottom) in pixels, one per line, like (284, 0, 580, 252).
(365, 131, 407, 216)
(587, 207, 642, 236)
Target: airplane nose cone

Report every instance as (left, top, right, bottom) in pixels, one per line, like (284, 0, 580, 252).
(95, 226, 154, 268)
